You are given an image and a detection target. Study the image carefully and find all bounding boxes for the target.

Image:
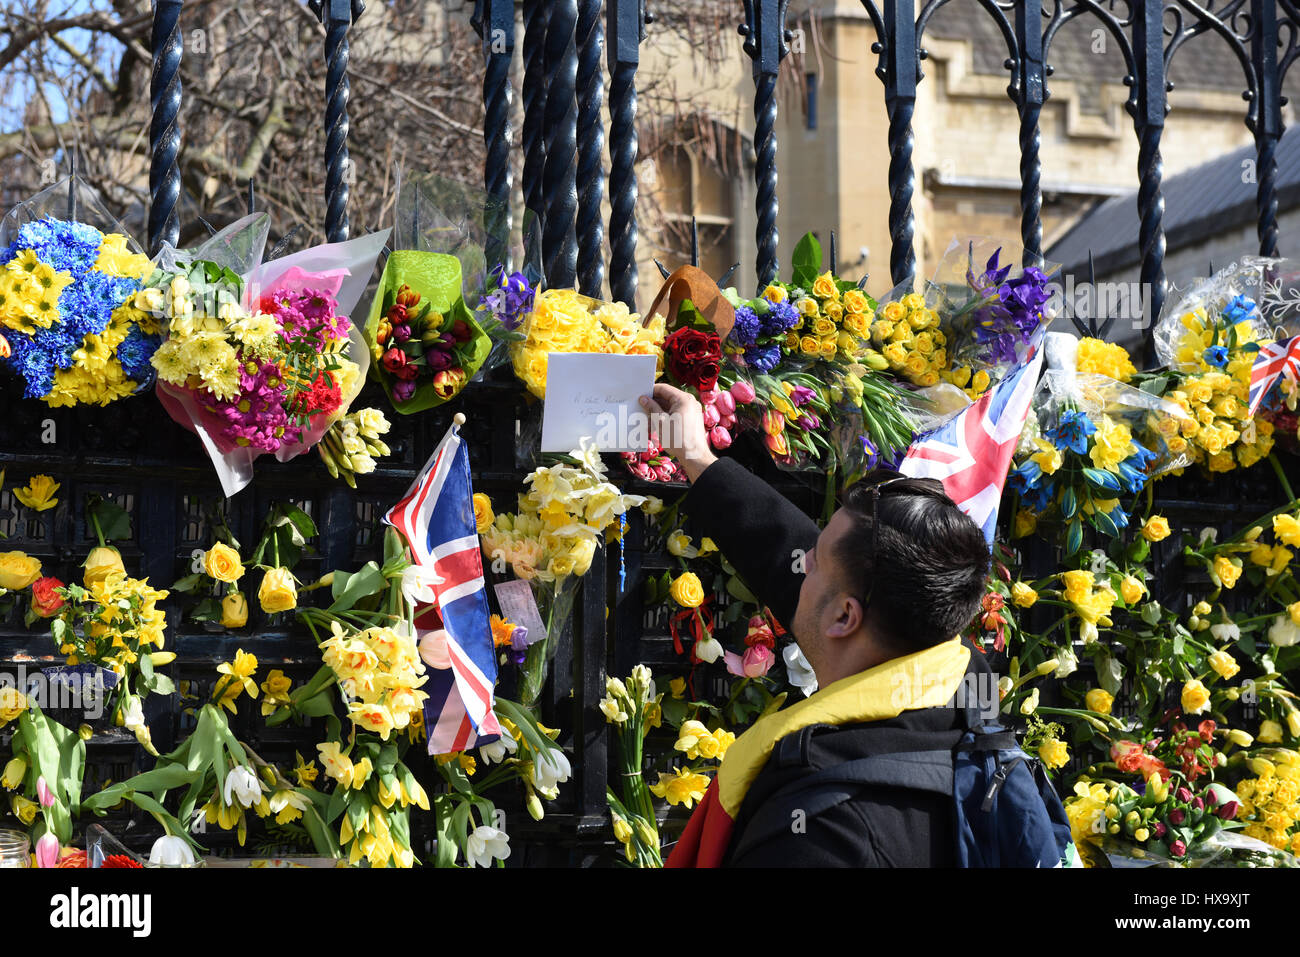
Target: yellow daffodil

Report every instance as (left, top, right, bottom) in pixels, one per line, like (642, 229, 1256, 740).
(13, 474, 59, 512)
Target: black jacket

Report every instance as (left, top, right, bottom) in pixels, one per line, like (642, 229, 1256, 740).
(681, 457, 993, 867)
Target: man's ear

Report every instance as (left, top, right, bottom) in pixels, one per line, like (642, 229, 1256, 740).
(826, 594, 864, 638)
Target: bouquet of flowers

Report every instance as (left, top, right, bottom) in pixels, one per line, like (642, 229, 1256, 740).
(511, 288, 665, 399)
(478, 440, 647, 708)
(0, 178, 161, 406)
(363, 251, 492, 412)
(142, 214, 389, 495)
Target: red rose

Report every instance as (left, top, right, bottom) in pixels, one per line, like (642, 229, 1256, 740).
(664, 328, 722, 392)
(30, 577, 65, 618)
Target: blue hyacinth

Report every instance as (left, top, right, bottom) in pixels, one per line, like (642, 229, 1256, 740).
(762, 299, 801, 336)
(730, 305, 761, 347)
(744, 343, 782, 373)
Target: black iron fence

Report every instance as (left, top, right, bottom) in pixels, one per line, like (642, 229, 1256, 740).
(4, 0, 1300, 862)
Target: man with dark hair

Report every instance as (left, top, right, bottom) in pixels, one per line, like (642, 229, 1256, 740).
(641, 383, 997, 867)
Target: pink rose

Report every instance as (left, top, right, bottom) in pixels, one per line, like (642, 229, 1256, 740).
(724, 645, 774, 678)
(730, 380, 756, 404)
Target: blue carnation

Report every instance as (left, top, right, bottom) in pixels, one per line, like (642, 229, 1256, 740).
(117, 327, 159, 382)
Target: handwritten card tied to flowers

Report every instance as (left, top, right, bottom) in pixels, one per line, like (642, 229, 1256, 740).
(540, 352, 657, 452)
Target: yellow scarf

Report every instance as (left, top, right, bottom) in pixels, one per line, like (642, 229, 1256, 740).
(716, 636, 971, 817)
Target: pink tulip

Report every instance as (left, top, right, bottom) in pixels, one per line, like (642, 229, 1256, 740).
(714, 391, 735, 416)
(699, 388, 717, 407)
(654, 465, 676, 482)
(730, 380, 756, 404)
(35, 833, 59, 869)
(709, 425, 733, 449)
(719, 412, 736, 429)
(36, 776, 54, 808)
(701, 405, 720, 429)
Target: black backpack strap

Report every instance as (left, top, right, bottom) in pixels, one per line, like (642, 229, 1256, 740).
(728, 750, 955, 862)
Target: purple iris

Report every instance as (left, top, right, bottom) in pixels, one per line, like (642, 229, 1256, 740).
(482, 268, 535, 331)
(967, 250, 1051, 364)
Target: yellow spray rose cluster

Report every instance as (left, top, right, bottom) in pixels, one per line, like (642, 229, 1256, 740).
(1060, 569, 1117, 644)
(1234, 751, 1300, 853)
(480, 440, 645, 584)
(781, 271, 877, 364)
(1157, 370, 1272, 472)
(320, 621, 430, 741)
(510, 288, 665, 398)
(863, 293, 948, 387)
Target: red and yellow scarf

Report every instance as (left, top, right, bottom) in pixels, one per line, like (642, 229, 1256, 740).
(665, 636, 971, 868)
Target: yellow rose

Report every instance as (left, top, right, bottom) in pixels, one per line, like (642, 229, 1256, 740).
(842, 289, 869, 315)
(1208, 650, 1240, 680)
(762, 284, 786, 303)
(1038, 738, 1069, 770)
(0, 550, 42, 590)
(902, 351, 929, 379)
(669, 572, 705, 609)
(204, 542, 245, 584)
(799, 335, 821, 356)
(1011, 582, 1038, 608)
(1181, 678, 1211, 715)
(1213, 555, 1242, 589)
(1140, 516, 1171, 542)
(258, 567, 298, 614)
(811, 272, 838, 300)
(811, 318, 836, 338)
(872, 320, 895, 344)
(881, 301, 906, 323)
(823, 301, 844, 323)
(473, 493, 495, 534)
(1119, 575, 1145, 605)
(221, 591, 249, 628)
(1085, 688, 1114, 715)
(882, 342, 908, 368)
(0, 686, 28, 724)
(83, 545, 125, 587)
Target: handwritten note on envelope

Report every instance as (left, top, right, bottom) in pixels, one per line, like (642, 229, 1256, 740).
(540, 352, 657, 452)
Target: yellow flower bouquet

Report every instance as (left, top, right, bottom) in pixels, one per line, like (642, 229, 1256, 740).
(510, 288, 665, 399)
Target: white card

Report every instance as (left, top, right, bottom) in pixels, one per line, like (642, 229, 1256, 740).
(539, 352, 657, 452)
(494, 579, 549, 647)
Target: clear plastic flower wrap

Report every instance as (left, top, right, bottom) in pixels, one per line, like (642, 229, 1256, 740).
(0, 175, 162, 407)
(1085, 829, 1299, 868)
(1153, 257, 1281, 374)
(147, 213, 389, 496)
(392, 171, 541, 373)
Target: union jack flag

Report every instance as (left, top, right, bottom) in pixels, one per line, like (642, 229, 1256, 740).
(899, 339, 1046, 543)
(384, 422, 501, 755)
(1247, 335, 1300, 417)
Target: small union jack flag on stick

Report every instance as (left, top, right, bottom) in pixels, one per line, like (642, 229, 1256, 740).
(1247, 335, 1300, 417)
(384, 414, 501, 755)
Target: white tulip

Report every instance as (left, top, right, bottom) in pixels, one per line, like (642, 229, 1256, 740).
(478, 725, 518, 765)
(532, 745, 571, 793)
(1210, 622, 1241, 643)
(223, 765, 262, 808)
(465, 825, 510, 868)
(148, 835, 196, 868)
(693, 635, 723, 664)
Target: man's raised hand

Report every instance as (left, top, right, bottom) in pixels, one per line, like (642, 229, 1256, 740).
(639, 383, 717, 483)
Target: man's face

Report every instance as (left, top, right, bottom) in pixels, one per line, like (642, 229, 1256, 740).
(791, 508, 859, 674)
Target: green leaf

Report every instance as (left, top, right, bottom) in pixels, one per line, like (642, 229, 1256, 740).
(1098, 651, 1123, 696)
(725, 574, 757, 604)
(170, 573, 205, 594)
(790, 232, 823, 290)
(86, 495, 131, 543)
(328, 562, 386, 613)
(190, 597, 222, 622)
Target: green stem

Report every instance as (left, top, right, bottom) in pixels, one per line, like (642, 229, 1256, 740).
(89, 509, 106, 549)
(1269, 453, 1297, 506)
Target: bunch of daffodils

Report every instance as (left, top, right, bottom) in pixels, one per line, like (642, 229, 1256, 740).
(603, 665, 666, 866)
(320, 620, 429, 740)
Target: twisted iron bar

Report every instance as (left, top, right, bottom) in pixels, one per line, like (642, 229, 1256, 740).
(607, 0, 646, 310)
(321, 0, 358, 243)
(1136, 125, 1166, 355)
(522, 0, 548, 256)
(1255, 123, 1279, 258)
(576, 0, 606, 297)
(542, 0, 579, 288)
(1018, 102, 1043, 267)
(753, 71, 780, 290)
(475, 0, 514, 273)
(886, 97, 917, 288)
(608, 62, 639, 308)
(148, 0, 183, 256)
